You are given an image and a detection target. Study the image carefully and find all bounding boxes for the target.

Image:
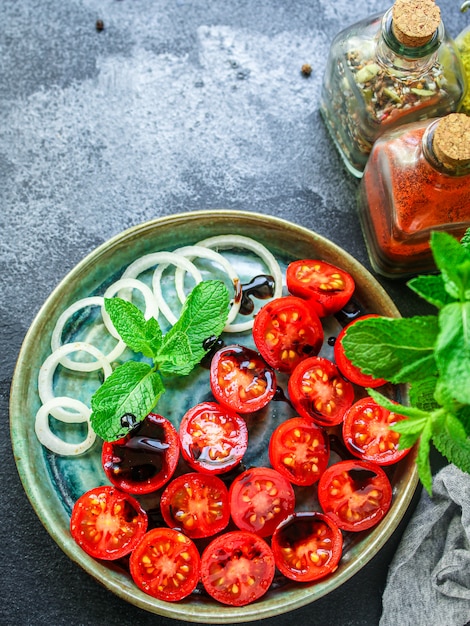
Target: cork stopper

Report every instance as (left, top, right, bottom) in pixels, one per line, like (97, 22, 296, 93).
(433, 114, 470, 168)
(392, 0, 441, 47)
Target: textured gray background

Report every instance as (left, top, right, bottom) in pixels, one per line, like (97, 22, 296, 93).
(1, 0, 466, 624)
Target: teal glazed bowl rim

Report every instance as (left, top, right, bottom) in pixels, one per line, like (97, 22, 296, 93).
(10, 209, 419, 623)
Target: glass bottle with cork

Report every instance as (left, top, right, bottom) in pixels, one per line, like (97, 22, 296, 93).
(456, 1, 470, 114)
(320, 0, 466, 178)
(357, 113, 470, 277)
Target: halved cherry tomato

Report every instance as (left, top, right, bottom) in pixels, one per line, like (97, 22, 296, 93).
(334, 315, 387, 387)
(253, 296, 324, 373)
(102, 413, 180, 495)
(268, 416, 330, 486)
(271, 512, 343, 582)
(70, 486, 148, 560)
(201, 531, 275, 606)
(286, 259, 355, 317)
(179, 401, 248, 475)
(288, 356, 354, 427)
(130, 527, 201, 602)
(228, 467, 295, 537)
(160, 472, 230, 539)
(342, 397, 412, 465)
(318, 459, 392, 532)
(210, 344, 276, 414)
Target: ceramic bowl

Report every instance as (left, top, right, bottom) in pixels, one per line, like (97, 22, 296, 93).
(10, 210, 418, 623)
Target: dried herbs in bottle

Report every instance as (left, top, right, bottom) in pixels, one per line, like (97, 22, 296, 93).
(320, 0, 466, 178)
(357, 113, 470, 277)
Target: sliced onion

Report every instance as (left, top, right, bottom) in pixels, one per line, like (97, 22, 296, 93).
(155, 245, 242, 330)
(196, 234, 283, 332)
(122, 251, 202, 286)
(38, 342, 112, 422)
(120, 251, 202, 326)
(35, 396, 96, 456)
(101, 277, 160, 342)
(51, 296, 126, 370)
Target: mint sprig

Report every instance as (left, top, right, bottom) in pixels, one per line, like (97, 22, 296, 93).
(342, 229, 470, 495)
(90, 280, 230, 441)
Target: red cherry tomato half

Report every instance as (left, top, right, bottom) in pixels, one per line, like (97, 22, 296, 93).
(179, 401, 248, 475)
(210, 344, 277, 414)
(318, 459, 392, 532)
(342, 397, 412, 466)
(160, 472, 230, 539)
(229, 467, 295, 537)
(271, 512, 343, 582)
(288, 356, 355, 427)
(286, 259, 355, 317)
(102, 413, 180, 495)
(70, 486, 148, 560)
(201, 531, 275, 606)
(269, 417, 330, 486)
(253, 296, 324, 373)
(334, 315, 387, 387)
(130, 527, 201, 602)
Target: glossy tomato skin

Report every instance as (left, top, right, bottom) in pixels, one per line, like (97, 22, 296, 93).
(179, 401, 248, 475)
(102, 413, 180, 495)
(288, 356, 355, 427)
(286, 259, 355, 317)
(342, 397, 412, 465)
(160, 472, 230, 539)
(130, 527, 201, 602)
(334, 315, 387, 387)
(210, 344, 276, 414)
(269, 416, 330, 486)
(318, 459, 392, 532)
(229, 467, 295, 537)
(70, 486, 148, 560)
(201, 530, 275, 606)
(252, 296, 324, 373)
(271, 512, 343, 582)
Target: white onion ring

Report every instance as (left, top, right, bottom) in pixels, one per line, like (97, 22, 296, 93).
(196, 234, 283, 332)
(35, 396, 96, 456)
(101, 277, 160, 343)
(38, 342, 112, 422)
(120, 252, 202, 326)
(50, 296, 126, 370)
(155, 245, 242, 331)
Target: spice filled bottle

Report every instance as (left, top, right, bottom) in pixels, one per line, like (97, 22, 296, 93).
(456, 23, 470, 114)
(320, 0, 466, 178)
(358, 113, 470, 277)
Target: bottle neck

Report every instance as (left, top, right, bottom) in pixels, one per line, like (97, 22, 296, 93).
(376, 7, 444, 78)
(422, 120, 470, 177)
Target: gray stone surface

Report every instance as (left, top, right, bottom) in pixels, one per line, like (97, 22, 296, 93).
(1, 0, 465, 624)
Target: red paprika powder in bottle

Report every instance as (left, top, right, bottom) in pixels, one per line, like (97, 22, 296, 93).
(358, 113, 470, 276)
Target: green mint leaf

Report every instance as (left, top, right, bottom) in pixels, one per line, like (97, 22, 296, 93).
(435, 302, 470, 406)
(367, 388, 429, 419)
(397, 431, 422, 450)
(342, 316, 439, 383)
(430, 231, 470, 302)
(158, 330, 195, 377)
(408, 377, 439, 412)
(156, 280, 230, 376)
(457, 405, 470, 436)
(389, 416, 428, 435)
(407, 274, 455, 308)
(90, 360, 164, 441)
(432, 411, 470, 474)
(416, 421, 433, 495)
(104, 297, 162, 358)
(461, 227, 470, 249)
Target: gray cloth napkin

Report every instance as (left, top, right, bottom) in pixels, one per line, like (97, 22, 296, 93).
(380, 464, 470, 626)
